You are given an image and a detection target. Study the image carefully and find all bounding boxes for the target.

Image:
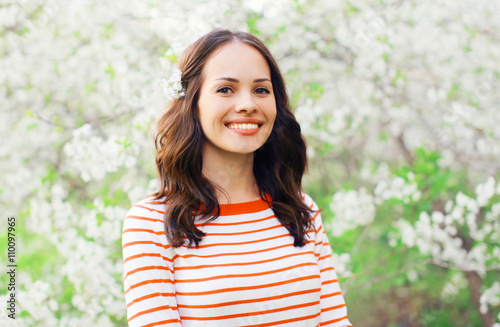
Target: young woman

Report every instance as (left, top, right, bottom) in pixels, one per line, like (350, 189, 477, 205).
(122, 29, 352, 327)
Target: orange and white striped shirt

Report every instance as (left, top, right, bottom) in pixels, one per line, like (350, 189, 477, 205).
(122, 193, 352, 327)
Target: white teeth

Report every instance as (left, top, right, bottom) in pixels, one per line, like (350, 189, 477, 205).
(227, 123, 259, 130)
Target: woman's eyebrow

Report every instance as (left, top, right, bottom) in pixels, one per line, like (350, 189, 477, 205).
(214, 77, 271, 83)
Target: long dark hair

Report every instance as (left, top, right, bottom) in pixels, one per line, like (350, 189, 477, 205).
(153, 29, 314, 248)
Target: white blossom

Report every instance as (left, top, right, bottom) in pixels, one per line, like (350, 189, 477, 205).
(441, 273, 467, 299)
(476, 176, 497, 207)
(393, 176, 500, 273)
(480, 282, 500, 314)
(330, 253, 353, 278)
(374, 173, 421, 205)
(63, 124, 137, 182)
(329, 187, 376, 236)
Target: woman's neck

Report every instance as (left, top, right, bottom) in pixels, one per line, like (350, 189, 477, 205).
(201, 144, 260, 204)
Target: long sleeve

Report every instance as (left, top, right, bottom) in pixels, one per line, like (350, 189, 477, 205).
(122, 200, 182, 327)
(310, 198, 352, 327)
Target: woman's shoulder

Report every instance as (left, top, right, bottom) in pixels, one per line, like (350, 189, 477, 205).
(129, 194, 166, 208)
(300, 192, 324, 231)
(122, 196, 170, 250)
(124, 195, 166, 227)
(300, 192, 319, 210)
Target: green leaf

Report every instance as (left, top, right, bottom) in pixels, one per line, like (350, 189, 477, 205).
(247, 14, 261, 36)
(104, 62, 115, 79)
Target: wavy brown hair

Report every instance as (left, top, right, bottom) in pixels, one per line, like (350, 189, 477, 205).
(153, 29, 315, 248)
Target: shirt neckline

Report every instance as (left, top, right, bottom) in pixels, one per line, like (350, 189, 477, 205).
(218, 194, 272, 216)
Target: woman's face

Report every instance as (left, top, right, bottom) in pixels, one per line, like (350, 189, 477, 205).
(197, 41, 277, 158)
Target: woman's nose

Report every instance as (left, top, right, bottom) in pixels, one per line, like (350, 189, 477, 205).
(235, 92, 258, 114)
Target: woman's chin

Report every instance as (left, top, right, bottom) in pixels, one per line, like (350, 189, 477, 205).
(224, 144, 263, 155)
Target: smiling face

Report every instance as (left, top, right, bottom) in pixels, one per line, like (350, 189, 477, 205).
(197, 41, 277, 159)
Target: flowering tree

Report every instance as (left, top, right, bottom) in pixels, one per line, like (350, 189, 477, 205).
(1, 0, 499, 326)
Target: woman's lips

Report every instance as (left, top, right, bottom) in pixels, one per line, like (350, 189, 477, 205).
(225, 122, 261, 135)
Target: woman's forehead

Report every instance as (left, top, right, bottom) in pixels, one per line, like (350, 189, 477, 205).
(202, 42, 271, 81)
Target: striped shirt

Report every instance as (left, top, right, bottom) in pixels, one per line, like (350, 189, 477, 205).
(122, 193, 352, 327)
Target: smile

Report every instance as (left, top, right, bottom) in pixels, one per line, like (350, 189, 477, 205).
(226, 123, 260, 130)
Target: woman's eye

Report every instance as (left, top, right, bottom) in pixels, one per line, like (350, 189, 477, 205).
(216, 87, 232, 94)
(255, 88, 270, 94)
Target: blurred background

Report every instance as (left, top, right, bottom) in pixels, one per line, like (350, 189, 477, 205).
(1, 0, 499, 326)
